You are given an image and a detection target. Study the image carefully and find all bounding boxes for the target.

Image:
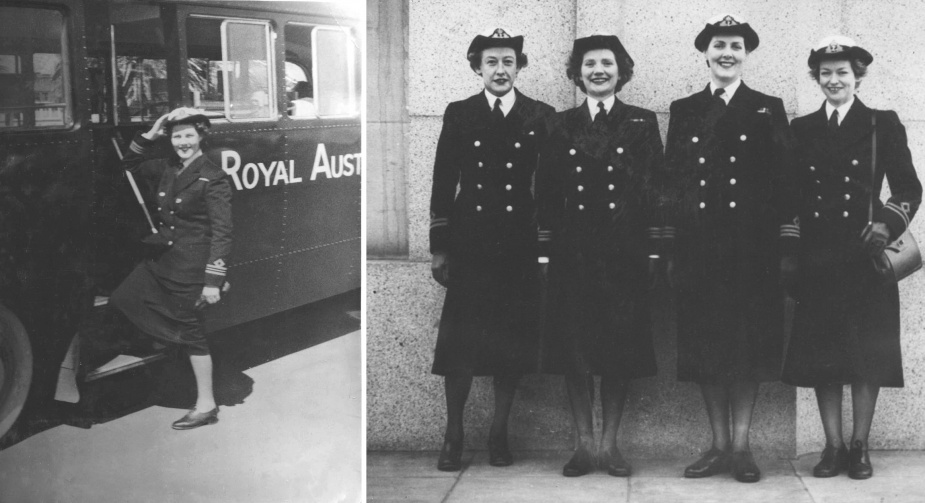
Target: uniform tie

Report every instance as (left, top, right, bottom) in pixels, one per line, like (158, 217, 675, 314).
(492, 98, 504, 123)
(828, 109, 839, 131)
(713, 87, 726, 106)
(594, 101, 607, 123)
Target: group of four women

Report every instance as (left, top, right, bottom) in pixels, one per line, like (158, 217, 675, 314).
(428, 13, 922, 482)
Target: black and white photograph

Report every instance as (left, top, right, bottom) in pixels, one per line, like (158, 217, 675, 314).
(0, 1, 362, 501)
(367, 0, 925, 501)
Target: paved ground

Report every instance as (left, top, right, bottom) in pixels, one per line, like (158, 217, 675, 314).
(0, 294, 360, 503)
(367, 450, 925, 502)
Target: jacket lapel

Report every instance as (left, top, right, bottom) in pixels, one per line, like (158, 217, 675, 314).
(172, 156, 206, 193)
(835, 98, 872, 148)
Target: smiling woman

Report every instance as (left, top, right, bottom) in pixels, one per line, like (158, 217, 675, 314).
(662, 13, 795, 483)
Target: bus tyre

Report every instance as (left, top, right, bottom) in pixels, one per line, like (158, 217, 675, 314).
(0, 304, 33, 443)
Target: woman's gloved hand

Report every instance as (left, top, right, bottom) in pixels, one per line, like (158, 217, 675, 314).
(431, 252, 449, 287)
(861, 222, 891, 257)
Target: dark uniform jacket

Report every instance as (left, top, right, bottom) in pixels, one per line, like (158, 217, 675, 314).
(782, 99, 922, 388)
(537, 99, 665, 261)
(664, 82, 795, 383)
(791, 99, 921, 253)
(535, 98, 664, 377)
(125, 133, 232, 287)
(429, 89, 555, 261)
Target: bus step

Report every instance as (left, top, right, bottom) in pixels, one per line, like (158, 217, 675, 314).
(85, 352, 167, 382)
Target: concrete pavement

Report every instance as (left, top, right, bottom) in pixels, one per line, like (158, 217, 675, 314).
(0, 330, 361, 503)
(367, 450, 925, 502)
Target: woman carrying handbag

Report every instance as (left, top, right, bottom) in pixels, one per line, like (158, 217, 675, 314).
(781, 36, 922, 480)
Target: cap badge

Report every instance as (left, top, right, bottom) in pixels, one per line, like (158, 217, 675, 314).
(491, 28, 511, 38)
(825, 42, 843, 53)
(719, 15, 739, 26)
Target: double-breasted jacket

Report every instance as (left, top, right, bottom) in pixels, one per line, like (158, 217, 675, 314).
(429, 90, 555, 262)
(124, 133, 233, 288)
(664, 83, 796, 383)
(535, 99, 664, 377)
(782, 99, 922, 388)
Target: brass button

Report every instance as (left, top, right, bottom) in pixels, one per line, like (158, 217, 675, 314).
(505, 184, 512, 191)
(514, 142, 521, 148)
(844, 176, 850, 182)
(699, 202, 706, 209)
(477, 184, 483, 189)
(729, 178, 737, 185)
(607, 166, 614, 172)
(700, 180, 706, 187)
(478, 162, 483, 167)
(699, 157, 705, 164)
(167, 241, 173, 246)
(814, 212, 820, 218)
(159, 192, 166, 197)
(729, 201, 736, 208)
(578, 204, 584, 210)
(506, 162, 512, 168)
(730, 156, 736, 163)
(577, 185, 584, 192)
(608, 184, 615, 190)
(175, 198, 182, 203)
(609, 202, 616, 209)
(692, 136, 699, 143)
(816, 195, 822, 200)
(617, 147, 624, 154)
(529, 131, 534, 135)
(810, 166, 816, 172)
(474, 141, 481, 147)
(569, 149, 576, 155)
(852, 159, 859, 166)
(844, 194, 851, 200)
(740, 134, 747, 141)
(576, 166, 582, 173)
(476, 205, 482, 211)
(843, 211, 849, 217)
(506, 205, 513, 212)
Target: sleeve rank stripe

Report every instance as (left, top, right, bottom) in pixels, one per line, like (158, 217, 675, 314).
(886, 202, 911, 227)
(129, 142, 145, 154)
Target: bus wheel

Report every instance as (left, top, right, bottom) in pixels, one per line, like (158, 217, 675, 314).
(0, 304, 32, 442)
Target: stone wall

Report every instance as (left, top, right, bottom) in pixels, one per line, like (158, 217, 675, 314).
(367, 0, 925, 457)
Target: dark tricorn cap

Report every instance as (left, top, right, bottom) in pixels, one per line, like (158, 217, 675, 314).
(571, 33, 634, 67)
(165, 107, 211, 129)
(466, 28, 524, 60)
(694, 13, 760, 52)
(807, 35, 873, 67)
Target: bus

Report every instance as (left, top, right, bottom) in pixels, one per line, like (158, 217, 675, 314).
(0, 0, 362, 443)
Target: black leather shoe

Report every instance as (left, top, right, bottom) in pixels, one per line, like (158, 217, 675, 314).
(488, 436, 513, 467)
(813, 443, 848, 478)
(732, 450, 761, 483)
(684, 447, 730, 478)
(848, 440, 873, 480)
(600, 448, 632, 477)
(437, 439, 463, 472)
(562, 447, 595, 477)
(171, 407, 219, 430)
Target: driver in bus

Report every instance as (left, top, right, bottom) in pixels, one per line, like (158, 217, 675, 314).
(110, 107, 232, 430)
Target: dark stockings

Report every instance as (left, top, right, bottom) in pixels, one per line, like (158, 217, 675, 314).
(565, 370, 629, 453)
(443, 372, 520, 445)
(815, 382, 880, 448)
(700, 380, 759, 452)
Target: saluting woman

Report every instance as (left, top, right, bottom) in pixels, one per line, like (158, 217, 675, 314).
(111, 107, 232, 430)
(428, 29, 554, 471)
(663, 14, 796, 482)
(536, 34, 664, 478)
(782, 36, 922, 480)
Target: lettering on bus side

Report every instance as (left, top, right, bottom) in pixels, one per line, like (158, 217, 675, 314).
(220, 143, 363, 190)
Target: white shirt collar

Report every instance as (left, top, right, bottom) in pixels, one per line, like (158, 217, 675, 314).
(587, 95, 616, 120)
(825, 96, 855, 125)
(709, 78, 742, 104)
(485, 88, 516, 116)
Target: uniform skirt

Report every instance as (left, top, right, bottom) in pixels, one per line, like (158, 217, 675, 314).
(111, 261, 210, 355)
(431, 255, 540, 377)
(542, 250, 656, 378)
(782, 234, 903, 387)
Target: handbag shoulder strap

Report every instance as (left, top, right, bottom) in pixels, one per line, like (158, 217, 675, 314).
(869, 111, 877, 224)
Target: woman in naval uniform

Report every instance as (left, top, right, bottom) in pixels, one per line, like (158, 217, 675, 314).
(782, 36, 921, 480)
(111, 107, 232, 430)
(428, 28, 555, 471)
(663, 14, 796, 482)
(536, 34, 664, 478)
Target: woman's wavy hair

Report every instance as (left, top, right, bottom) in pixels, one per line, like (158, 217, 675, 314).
(566, 40, 634, 94)
(808, 57, 869, 88)
(468, 50, 529, 72)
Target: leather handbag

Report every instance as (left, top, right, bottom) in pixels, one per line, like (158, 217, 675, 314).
(868, 111, 922, 283)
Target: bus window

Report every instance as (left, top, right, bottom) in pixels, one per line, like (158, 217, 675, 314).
(286, 24, 357, 119)
(111, 5, 169, 125)
(0, 6, 72, 129)
(187, 16, 275, 122)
